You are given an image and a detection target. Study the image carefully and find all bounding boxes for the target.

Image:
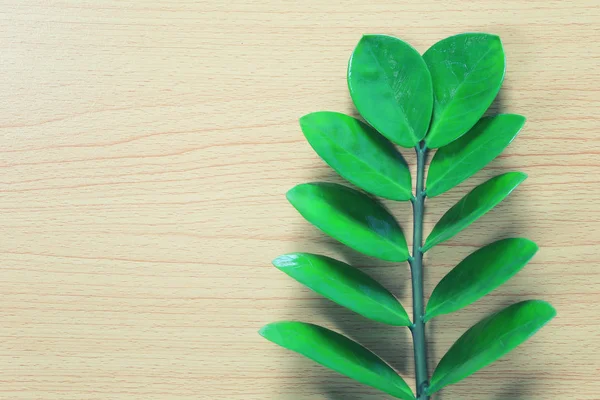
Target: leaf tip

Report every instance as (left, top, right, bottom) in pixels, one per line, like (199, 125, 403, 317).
(359, 33, 378, 42)
(528, 239, 540, 254)
(476, 32, 503, 49)
(488, 32, 502, 42)
(272, 253, 300, 269)
(259, 322, 288, 342)
(299, 111, 327, 129)
(298, 113, 311, 128)
(353, 34, 375, 51)
(540, 300, 557, 319)
(285, 184, 303, 204)
(258, 323, 271, 338)
(516, 171, 528, 182)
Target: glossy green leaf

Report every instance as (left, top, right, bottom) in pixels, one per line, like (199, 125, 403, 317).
(300, 111, 412, 201)
(423, 172, 526, 252)
(424, 33, 506, 148)
(260, 321, 415, 400)
(426, 114, 526, 197)
(427, 300, 556, 394)
(348, 34, 433, 148)
(424, 238, 538, 321)
(273, 253, 411, 326)
(287, 183, 409, 261)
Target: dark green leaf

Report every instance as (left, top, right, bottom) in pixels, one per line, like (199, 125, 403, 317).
(424, 238, 538, 321)
(260, 321, 415, 400)
(287, 183, 409, 261)
(427, 300, 556, 394)
(348, 34, 433, 148)
(273, 253, 411, 326)
(426, 115, 526, 197)
(300, 111, 412, 201)
(423, 33, 506, 148)
(423, 172, 526, 252)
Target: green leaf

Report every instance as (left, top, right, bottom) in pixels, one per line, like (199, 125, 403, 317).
(426, 114, 526, 197)
(348, 34, 433, 148)
(300, 111, 412, 201)
(427, 300, 556, 394)
(287, 183, 409, 262)
(423, 33, 506, 148)
(273, 253, 411, 326)
(424, 238, 538, 322)
(423, 172, 526, 252)
(260, 321, 415, 400)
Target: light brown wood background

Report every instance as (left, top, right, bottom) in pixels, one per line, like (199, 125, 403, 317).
(1, 1, 599, 399)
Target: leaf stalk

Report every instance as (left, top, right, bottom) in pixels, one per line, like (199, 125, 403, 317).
(410, 141, 429, 399)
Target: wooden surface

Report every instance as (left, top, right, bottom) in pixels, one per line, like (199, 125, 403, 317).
(1, 1, 599, 399)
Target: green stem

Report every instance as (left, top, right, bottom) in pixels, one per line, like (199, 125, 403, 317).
(410, 142, 429, 400)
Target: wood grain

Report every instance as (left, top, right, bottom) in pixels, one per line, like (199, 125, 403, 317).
(1, 1, 599, 399)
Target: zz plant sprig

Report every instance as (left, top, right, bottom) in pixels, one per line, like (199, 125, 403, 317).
(259, 33, 555, 399)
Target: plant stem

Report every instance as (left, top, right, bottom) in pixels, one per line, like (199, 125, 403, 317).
(410, 142, 429, 400)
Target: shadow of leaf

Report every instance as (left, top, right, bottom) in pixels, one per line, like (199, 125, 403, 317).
(491, 375, 531, 399)
(484, 89, 507, 116)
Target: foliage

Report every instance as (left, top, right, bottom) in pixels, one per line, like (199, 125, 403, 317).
(260, 33, 555, 399)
